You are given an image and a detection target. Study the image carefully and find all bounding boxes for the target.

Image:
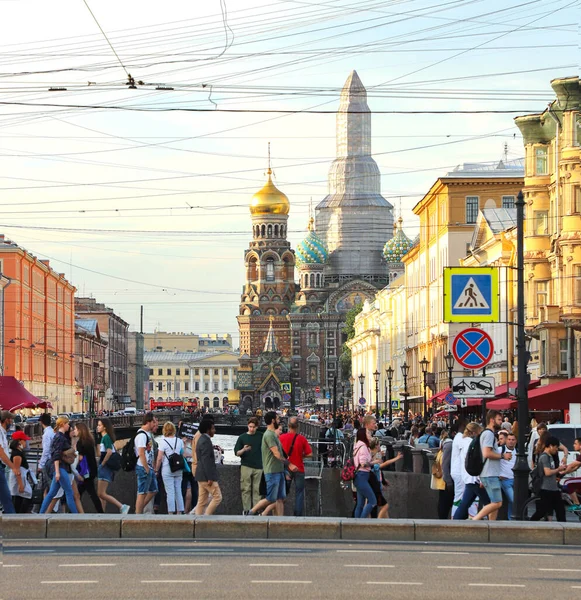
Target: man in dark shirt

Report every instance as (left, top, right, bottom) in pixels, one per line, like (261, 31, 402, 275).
(531, 436, 567, 521)
(192, 420, 222, 515)
(234, 417, 263, 515)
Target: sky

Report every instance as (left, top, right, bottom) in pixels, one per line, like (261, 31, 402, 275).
(0, 0, 579, 347)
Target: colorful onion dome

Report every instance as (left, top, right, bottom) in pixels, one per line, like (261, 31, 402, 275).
(250, 169, 290, 216)
(383, 217, 413, 263)
(296, 218, 328, 266)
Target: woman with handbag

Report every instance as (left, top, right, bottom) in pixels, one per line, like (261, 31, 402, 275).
(74, 422, 103, 513)
(155, 421, 184, 514)
(39, 417, 79, 514)
(8, 431, 34, 513)
(353, 428, 376, 518)
(96, 419, 129, 514)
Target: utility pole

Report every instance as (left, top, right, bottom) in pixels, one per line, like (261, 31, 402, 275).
(513, 190, 530, 520)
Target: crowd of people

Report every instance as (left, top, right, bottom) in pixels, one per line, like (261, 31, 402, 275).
(1, 405, 580, 521)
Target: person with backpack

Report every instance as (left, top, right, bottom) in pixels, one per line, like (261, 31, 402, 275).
(96, 419, 129, 514)
(472, 410, 513, 521)
(73, 422, 103, 513)
(134, 412, 158, 514)
(155, 421, 185, 514)
(530, 436, 567, 521)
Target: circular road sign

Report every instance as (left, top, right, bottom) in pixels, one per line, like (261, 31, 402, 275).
(359, 397, 366, 405)
(315, 386, 320, 393)
(452, 328, 494, 370)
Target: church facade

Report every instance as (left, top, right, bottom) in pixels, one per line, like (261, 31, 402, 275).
(237, 71, 397, 411)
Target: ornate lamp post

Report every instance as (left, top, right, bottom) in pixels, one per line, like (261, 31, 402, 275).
(386, 365, 394, 425)
(420, 356, 429, 422)
(444, 350, 455, 427)
(358, 373, 365, 412)
(373, 369, 380, 421)
(400, 362, 410, 423)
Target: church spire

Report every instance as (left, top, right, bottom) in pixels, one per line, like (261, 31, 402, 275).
(263, 316, 278, 353)
(336, 70, 371, 159)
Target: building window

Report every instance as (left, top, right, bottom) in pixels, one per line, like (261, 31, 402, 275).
(167, 382, 172, 392)
(195, 369, 199, 375)
(149, 381, 153, 391)
(266, 258, 275, 281)
(536, 280, 548, 309)
(204, 369, 209, 376)
(195, 382, 199, 391)
(185, 382, 189, 392)
(465, 196, 478, 224)
(560, 339, 568, 374)
(214, 369, 219, 375)
(149, 369, 154, 376)
(175, 382, 180, 393)
(534, 211, 548, 235)
(502, 195, 515, 209)
(157, 382, 163, 391)
(535, 147, 548, 175)
(158, 368, 162, 376)
(541, 339, 546, 374)
(184, 369, 189, 376)
(574, 187, 581, 213)
(167, 368, 172, 376)
(213, 382, 219, 391)
(204, 383, 209, 391)
(176, 368, 180, 376)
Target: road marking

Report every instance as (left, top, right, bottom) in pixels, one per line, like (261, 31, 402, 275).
(539, 568, 581, 573)
(571, 586, 581, 589)
(337, 550, 383, 553)
(421, 551, 469, 555)
(159, 563, 211, 567)
(94, 549, 147, 553)
(367, 582, 423, 586)
(6, 549, 54, 554)
(249, 564, 299, 567)
(469, 584, 525, 588)
(58, 564, 116, 568)
(252, 581, 312, 584)
(345, 565, 395, 568)
(41, 581, 98, 585)
(141, 580, 202, 584)
(259, 549, 309, 553)
(506, 553, 553, 557)
(1, 565, 22, 568)
(438, 566, 491, 570)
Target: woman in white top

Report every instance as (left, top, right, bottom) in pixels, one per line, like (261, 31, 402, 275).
(155, 422, 184, 514)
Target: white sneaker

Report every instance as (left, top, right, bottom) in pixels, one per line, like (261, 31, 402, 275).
(120, 504, 130, 515)
(189, 509, 196, 515)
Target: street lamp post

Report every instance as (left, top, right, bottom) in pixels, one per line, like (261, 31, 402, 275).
(341, 382, 345, 411)
(358, 373, 365, 412)
(514, 189, 530, 520)
(373, 369, 380, 421)
(386, 366, 394, 425)
(349, 376, 355, 412)
(420, 356, 429, 422)
(400, 362, 409, 423)
(444, 350, 455, 428)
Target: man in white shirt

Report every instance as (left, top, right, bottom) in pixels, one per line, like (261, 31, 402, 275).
(134, 412, 158, 514)
(450, 420, 466, 517)
(499, 433, 517, 520)
(0, 410, 17, 514)
(37, 413, 55, 494)
(473, 410, 513, 521)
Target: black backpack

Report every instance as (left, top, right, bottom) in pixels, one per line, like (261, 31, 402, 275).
(164, 438, 185, 473)
(121, 430, 148, 472)
(465, 432, 488, 476)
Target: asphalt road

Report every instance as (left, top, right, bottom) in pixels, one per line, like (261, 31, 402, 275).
(2, 539, 581, 600)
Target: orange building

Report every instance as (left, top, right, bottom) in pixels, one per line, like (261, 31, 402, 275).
(0, 235, 76, 413)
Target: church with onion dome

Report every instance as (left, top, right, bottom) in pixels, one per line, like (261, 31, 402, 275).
(236, 71, 413, 411)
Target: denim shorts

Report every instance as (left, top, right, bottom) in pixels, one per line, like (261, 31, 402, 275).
(98, 463, 114, 483)
(136, 465, 158, 495)
(264, 471, 286, 502)
(480, 476, 502, 504)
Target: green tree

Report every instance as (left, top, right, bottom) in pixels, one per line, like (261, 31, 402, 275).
(340, 302, 363, 380)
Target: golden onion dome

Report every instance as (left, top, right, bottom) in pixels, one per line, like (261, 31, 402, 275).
(250, 169, 290, 216)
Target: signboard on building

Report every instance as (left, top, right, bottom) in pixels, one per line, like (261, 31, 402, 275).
(443, 267, 499, 323)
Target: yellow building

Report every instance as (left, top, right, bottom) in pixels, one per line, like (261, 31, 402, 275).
(515, 76, 581, 381)
(144, 350, 239, 409)
(350, 161, 524, 411)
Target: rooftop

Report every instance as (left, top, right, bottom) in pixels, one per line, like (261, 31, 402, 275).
(445, 158, 524, 178)
(144, 350, 239, 364)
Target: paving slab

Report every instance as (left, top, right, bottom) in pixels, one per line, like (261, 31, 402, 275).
(121, 514, 194, 538)
(1, 515, 48, 539)
(47, 514, 121, 539)
(268, 517, 341, 540)
(341, 518, 415, 541)
(194, 515, 268, 539)
(415, 519, 489, 543)
(488, 521, 564, 545)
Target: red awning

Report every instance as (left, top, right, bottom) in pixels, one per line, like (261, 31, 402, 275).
(486, 398, 517, 410)
(430, 387, 451, 403)
(526, 378, 581, 411)
(0, 376, 43, 411)
(494, 379, 541, 398)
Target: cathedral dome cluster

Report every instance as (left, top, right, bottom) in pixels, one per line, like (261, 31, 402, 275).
(295, 218, 328, 266)
(383, 217, 413, 263)
(250, 169, 290, 216)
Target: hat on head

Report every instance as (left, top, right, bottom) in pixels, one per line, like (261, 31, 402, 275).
(0, 410, 16, 421)
(11, 430, 30, 441)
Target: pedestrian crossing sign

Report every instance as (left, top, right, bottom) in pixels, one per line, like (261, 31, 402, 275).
(391, 400, 400, 410)
(443, 267, 499, 323)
